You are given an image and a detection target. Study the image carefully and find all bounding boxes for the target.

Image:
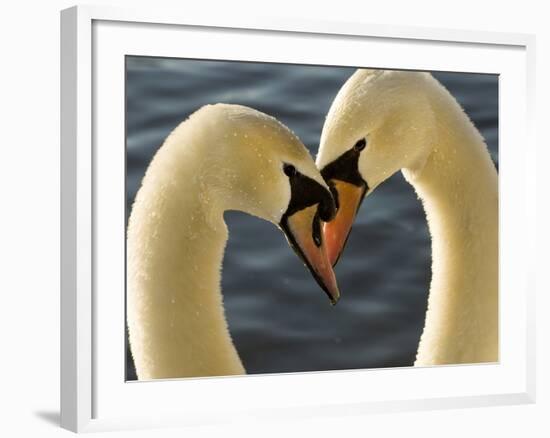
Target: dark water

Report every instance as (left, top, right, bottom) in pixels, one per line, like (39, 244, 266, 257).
(125, 57, 498, 380)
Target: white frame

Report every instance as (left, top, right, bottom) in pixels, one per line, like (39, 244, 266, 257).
(60, 4, 536, 433)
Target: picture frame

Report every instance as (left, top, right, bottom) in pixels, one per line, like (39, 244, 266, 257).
(60, 4, 536, 433)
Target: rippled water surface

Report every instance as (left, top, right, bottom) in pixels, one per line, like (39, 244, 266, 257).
(126, 57, 498, 379)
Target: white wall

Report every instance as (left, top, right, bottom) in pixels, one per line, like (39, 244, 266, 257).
(0, 0, 547, 436)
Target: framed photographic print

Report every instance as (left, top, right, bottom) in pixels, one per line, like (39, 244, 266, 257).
(60, 4, 536, 433)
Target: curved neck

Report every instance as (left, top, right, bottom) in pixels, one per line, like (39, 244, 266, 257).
(404, 100, 498, 365)
(127, 142, 245, 379)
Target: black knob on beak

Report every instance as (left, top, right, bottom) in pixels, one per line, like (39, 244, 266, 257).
(318, 189, 337, 222)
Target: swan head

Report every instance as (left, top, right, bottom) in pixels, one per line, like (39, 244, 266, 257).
(188, 104, 340, 304)
(316, 70, 436, 265)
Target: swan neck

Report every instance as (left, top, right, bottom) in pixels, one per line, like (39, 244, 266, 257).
(127, 142, 245, 379)
(407, 105, 498, 365)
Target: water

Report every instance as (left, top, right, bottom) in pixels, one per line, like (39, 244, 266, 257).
(125, 57, 498, 379)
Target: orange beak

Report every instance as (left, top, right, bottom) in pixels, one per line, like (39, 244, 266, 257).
(323, 180, 366, 266)
(282, 204, 341, 305)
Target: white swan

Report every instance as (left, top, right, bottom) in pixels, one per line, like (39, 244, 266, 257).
(316, 70, 498, 366)
(127, 104, 340, 380)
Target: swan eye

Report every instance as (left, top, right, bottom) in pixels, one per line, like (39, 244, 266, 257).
(353, 138, 367, 152)
(283, 163, 297, 177)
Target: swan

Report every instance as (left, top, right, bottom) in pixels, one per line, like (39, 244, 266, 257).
(127, 103, 340, 380)
(316, 69, 498, 366)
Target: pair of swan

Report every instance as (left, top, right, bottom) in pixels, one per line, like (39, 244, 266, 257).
(127, 69, 498, 380)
